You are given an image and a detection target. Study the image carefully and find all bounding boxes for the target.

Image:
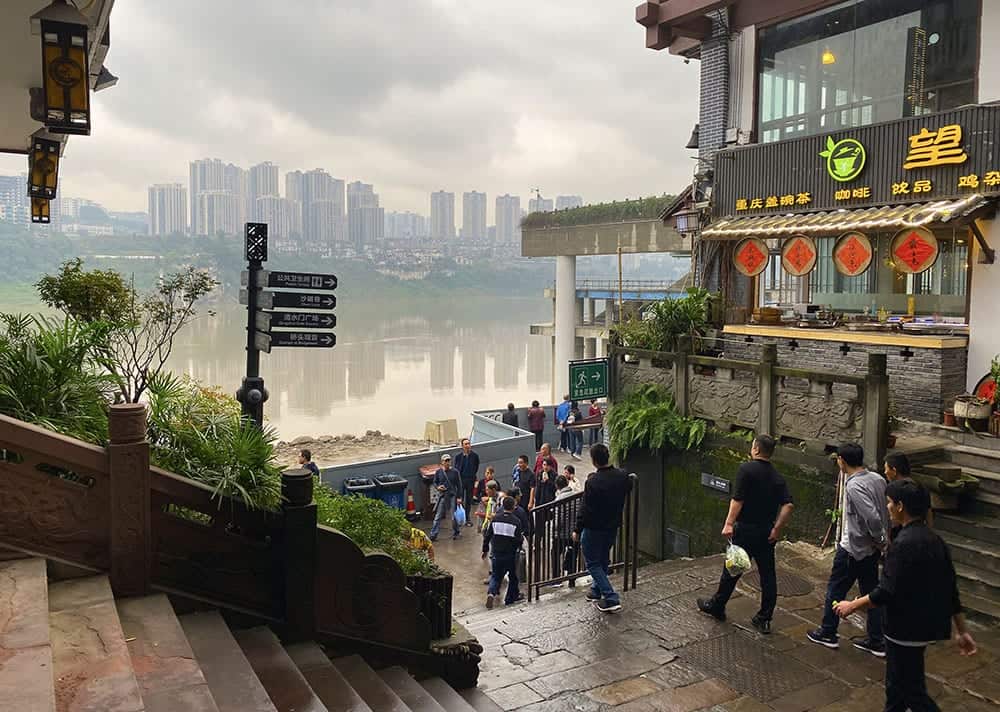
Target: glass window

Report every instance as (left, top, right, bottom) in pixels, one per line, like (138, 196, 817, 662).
(807, 228, 968, 316)
(757, 0, 980, 143)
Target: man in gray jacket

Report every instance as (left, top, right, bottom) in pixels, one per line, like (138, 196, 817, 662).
(808, 443, 888, 657)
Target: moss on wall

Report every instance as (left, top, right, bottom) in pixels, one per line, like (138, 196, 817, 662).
(659, 438, 837, 558)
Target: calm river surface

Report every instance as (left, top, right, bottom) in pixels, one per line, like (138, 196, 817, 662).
(160, 296, 553, 439)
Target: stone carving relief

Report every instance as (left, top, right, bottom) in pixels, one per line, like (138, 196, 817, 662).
(618, 359, 674, 395)
(775, 386, 863, 444)
(688, 373, 758, 428)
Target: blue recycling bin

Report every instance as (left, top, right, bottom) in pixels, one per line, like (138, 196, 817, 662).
(342, 477, 377, 499)
(374, 473, 408, 510)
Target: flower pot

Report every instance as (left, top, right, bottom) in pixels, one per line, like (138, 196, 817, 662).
(954, 395, 992, 421)
(943, 409, 956, 427)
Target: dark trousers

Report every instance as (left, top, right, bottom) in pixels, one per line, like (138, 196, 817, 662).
(821, 546, 883, 642)
(489, 553, 520, 604)
(460, 476, 476, 517)
(710, 525, 777, 621)
(532, 430, 544, 452)
(884, 641, 939, 712)
(559, 428, 569, 451)
(551, 535, 578, 585)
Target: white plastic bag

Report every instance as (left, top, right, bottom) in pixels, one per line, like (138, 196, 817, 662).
(725, 543, 752, 576)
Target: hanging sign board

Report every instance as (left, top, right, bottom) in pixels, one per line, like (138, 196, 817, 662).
(733, 238, 770, 277)
(890, 227, 939, 274)
(780, 235, 818, 276)
(833, 231, 875, 276)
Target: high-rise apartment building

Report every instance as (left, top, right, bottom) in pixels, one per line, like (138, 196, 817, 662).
(248, 162, 279, 221)
(300, 169, 345, 249)
(430, 191, 455, 240)
(462, 191, 487, 241)
(195, 191, 241, 236)
(189, 158, 247, 235)
(0, 174, 31, 226)
(347, 181, 383, 249)
(495, 194, 521, 244)
(556, 195, 584, 210)
(529, 196, 554, 213)
(148, 184, 187, 235)
(384, 211, 428, 240)
(255, 195, 299, 240)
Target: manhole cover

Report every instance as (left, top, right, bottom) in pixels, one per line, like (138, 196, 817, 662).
(678, 632, 826, 701)
(742, 568, 813, 597)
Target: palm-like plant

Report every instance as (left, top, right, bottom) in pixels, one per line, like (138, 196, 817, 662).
(605, 384, 707, 463)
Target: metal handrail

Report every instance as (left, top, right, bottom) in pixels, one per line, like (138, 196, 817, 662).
(525, 473, 639, 601)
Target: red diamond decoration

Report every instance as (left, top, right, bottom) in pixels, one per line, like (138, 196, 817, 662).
(894, 230, 936, 272)
(784, 238, 815, 275)
(736, 240, 767, 275)
(834, 234, 872, 276)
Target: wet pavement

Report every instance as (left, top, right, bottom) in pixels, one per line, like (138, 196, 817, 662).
(435, 532, 1000, 712)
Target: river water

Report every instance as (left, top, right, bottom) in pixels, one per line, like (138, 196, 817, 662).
(163, 297, 553, 440)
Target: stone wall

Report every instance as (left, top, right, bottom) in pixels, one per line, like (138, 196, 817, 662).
(724, 338, 964, 424)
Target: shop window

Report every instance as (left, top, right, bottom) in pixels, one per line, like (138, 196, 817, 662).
(758, 0, 980, 143)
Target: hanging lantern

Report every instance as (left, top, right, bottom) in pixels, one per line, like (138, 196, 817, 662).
(28, 132, 61, 200)
(31, 198, 51, 224)
(32, 0, 92, 136)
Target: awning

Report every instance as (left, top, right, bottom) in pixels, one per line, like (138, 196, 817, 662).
(701, 194, 994, 240)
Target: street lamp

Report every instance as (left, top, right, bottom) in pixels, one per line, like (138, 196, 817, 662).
(31, 0, 92, 135)
(28, 131, 62, 200)
(674, 208, 701, 237)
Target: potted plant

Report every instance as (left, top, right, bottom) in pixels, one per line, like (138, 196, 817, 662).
(990, 356, 1000, 437)
(953, 394, 992, 432)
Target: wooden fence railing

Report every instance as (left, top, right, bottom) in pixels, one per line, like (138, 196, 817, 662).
(0, 405, 479, 687)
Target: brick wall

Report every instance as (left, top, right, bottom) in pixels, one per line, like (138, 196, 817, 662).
(698, 14, 730, 162)
(724, 337, 966, 424)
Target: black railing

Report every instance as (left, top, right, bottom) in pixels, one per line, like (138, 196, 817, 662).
(525, 473, 639, 601)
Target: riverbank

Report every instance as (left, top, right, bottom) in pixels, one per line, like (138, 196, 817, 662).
(276, 431, 432, 469)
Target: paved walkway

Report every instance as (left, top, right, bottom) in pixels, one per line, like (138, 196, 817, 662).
(448, 542, 999, 712)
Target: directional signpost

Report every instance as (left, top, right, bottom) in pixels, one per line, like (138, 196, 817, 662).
(569, 358, 609, 401)
(236, 222, 338, 428)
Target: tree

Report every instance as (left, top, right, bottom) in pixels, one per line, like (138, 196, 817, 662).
(36, 258, 132, 324)
(38, 260, 218, 403)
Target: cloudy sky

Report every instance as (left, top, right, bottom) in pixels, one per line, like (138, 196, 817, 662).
(3, 0, 700, 218)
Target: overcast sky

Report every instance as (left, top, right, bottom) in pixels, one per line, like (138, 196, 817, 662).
(3, 0, 700, 218)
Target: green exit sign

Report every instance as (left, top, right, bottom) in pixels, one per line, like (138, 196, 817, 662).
(569, 358, 609, 401)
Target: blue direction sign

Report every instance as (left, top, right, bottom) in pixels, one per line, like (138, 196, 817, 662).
(256, 311, 336, 331)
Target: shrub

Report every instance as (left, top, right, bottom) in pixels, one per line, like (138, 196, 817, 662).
(314, 486, 441, 577)
(613, 288, 714, 353)
(0, 314, 114, 444)
(146, 373, 282, 511)
(606, 384, 706, 463)
(520, 195, 675, 230)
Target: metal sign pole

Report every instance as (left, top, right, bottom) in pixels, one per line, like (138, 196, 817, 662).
(237, 223, 269, 429)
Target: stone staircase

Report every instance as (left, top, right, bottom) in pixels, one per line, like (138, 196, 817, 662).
(912, 443, 1000, 623)
(0, 557, 500, 712)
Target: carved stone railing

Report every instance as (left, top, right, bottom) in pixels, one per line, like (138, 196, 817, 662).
(611, 339, 889, 464)
(0, 405, 479, 687)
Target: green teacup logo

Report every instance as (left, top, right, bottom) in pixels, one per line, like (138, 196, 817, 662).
(821, 136, 866, 182)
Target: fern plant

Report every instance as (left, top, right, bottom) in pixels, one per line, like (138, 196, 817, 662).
(605, 384, 707, 463)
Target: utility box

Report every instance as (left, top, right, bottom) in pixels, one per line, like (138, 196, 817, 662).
(424, 419, 459, 445)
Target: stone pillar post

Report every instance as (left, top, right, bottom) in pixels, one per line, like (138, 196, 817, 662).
(584, 338, 596, 359)
(554, 255, 577, 402)
(108, 403, 151, 597)
(674, 336, 691, 417)
(757, 343, 777, 437)
(864, 353, 890, 469)
(282, 468, 317, 643)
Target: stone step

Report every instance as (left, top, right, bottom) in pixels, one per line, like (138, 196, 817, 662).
(117, 594, 219, 712)
(48, 575, 144, 712)
(971, 490, 1000, 517)
(915, 462, 964, 482)
(235, 627, 328, 712)
(419, 678, 477, 712)
(955, 465, 1000, 496)
(378, 666, 447, 712)
(945, 445, 1000, 473)
(954, 562, 1000, 601)
(459, 687, 504, 712)
(940, 531, 1000, 575)
(0, 558, 56, 712)
(285, 641, 372, 712)
(180, 611, 278, 712)
(332, 654, 411, 712)
(935, 512, 1000, 543)
(960, 590, 1000, 624)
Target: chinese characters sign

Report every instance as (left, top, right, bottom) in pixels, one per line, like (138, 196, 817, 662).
(569, 359, 608, 401)
(890, 227, 939, 274)
(780, 235, 818, 277)
(833, 232, 874, 277)
(714, 105, 1000, 218)
(733, 238, 770, 277)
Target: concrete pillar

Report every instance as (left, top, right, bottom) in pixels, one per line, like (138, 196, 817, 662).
(584, 338, 596, 359)
(596, 338, 606, 359)
(605, 299, 615, 327)
(575, 297, 585, 328)
(554, 255, 577, 402)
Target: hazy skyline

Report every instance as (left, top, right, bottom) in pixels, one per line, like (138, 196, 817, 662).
(0, 0, 699, 217)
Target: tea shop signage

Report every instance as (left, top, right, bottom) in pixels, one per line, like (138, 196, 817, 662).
(711, 105, 1000, 218)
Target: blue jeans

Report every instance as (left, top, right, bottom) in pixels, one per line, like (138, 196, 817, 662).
(581, 528, 618, 605)
(489, 553, 520, 604)
(570, 430, 583, 456)
(430, 493, 459, 540)
(589, 427, 603, 445)
(821, 546, 883, 642)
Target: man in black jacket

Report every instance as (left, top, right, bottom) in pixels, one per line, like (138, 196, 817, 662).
(502, 403, 519, 428)
(454, 438, 480, 527)
(483, 496, 524, 608)
(572, 444, 632, 613)
(834, 479, 976, 712)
